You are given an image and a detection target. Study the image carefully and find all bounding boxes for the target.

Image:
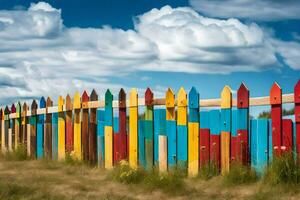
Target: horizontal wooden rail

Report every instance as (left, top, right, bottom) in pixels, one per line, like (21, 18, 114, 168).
(6, 93, 294, 119)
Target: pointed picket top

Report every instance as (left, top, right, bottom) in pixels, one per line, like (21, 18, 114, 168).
(90, 89, 98, 101)
(189, 87, 199, 108)
(66, 94, 73, 111)
(4, 106, 10, 115)
(16, 102, 21, 113)
(270, 82, 282, 105)
(82, 90, 89, 102)
(46, 97, 53, 108)
(237, 83, 249, 108)
(58, 96, 64, 112)
(166, 88, 175, 108)
(294, 80, 300, 104)
(73, 92, 81, 109)
(221, 86, 232, 109)
(31, 100, 38, 115)
(22, 102, 28, 117)
(119, 88, 126, 108)
(40, 96, 46, 109)
(11, 103, 16, 113)
(177, 87, 187, 107)
(105, 89, 113, 107)
(145, 87, 153, 106)
(130, 88, 138, 107)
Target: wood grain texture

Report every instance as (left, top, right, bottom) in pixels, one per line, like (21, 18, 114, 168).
(129, 88, 138, 169)
(166, 88, 175, 120)
(14, 102, 21, 150)
(145, 88, 154, 170)
(37, 97, 46, 159)
(105, 126, 113, 169)
(73, 92, 81, 160)
(22, 103, 28, 150)
(159, 135, 167, 173)
(199, 128, 210, 167)
(89, 89, 98, 164)
(220, 86, 232, 175)
(57, 96, 65, 160)
(30, 100, 37, 158)
(282, 119, 293, 153)
(65, 94, 73, 154)
(82, 91, 89, 161)
(188, 122, 199, 177)
(45, 97, 52, 159)
(270, 82, 282, 156)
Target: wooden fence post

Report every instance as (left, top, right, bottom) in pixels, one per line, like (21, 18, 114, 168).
(37, 97, 46, 159)
(177, 87, 187, 170)
(73, 92, 81, 160)
(270, 82, 282, 156)
(10, 104, 16, 151)
(66, 94, 73, 155)
(144, 88, 154, 170)
(22, 103, 28, 149)
(45, 97, 53, 159)
(97, 110, 105, 167)
(105, 89, 113, 169)
(52, 104, 58, 160)
(237, 83, 249, 165)
(4, 106, 10, 152)
(166, 88, 176, 170)
(30, 100, 37, 158)
(89, 90, 98, 164)
(221, 86, 232, 175)
(129, 88, 138, 169)
(115, 88, 127, 163)
(188, 87, 199, 176)
(82, 91, 89, 161)
(294, 80, 300, 162)
(58, 96, 65, 160)
(154, 109, 166, 166)
(14, 102, 21, 150)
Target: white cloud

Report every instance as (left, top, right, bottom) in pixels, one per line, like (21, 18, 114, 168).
(0, 2, 299, 106)
(189, 0, 300, 21)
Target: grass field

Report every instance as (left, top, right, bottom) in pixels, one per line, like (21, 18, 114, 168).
(1, 153, 300, 200)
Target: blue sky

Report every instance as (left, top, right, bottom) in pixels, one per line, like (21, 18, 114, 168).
(0, 0, 299, 116)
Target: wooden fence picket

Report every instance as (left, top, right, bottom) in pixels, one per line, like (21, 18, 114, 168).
(177, 87, 188, 170)
(237, 83, 249, 165)
(37, 97, 46, 158)
(30, 100, 37, 158)
(52, 106, 58, 160)
(270, 82, 282, 156)
(57, 96, 65, 160)
(0, 109, 3, 151)
(14, 102, 21, 150)
(188, 87, 199, 176)
(220, 86, 232, 175)
(22, 103, 28, 148)
(89, 90, 98, 164)
(105, 89, 113, 169)
(145, 88, 154, 170)
(154, 109, 166, 166)
(45, 97, 52, 159)
(129, 88, 138, 169)
(10, 104, 16, 151)
(209, 110, 221, 169)
(66, 94, 73, 155)
(166, 88, 176, 170)
(82, 91, 89, 161)
(73, 92, 81, 160)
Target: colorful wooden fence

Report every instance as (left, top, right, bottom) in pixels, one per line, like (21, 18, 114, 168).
(0, 81, 299, 177)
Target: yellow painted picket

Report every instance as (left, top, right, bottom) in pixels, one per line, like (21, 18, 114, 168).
(58, 96, 65, 160)
(105, 126, 113, 169)
(73, 92, 82, 160)
(129, 88, 138, 169)
(177, 87, 187, 125)
(188, 122, 199, 177)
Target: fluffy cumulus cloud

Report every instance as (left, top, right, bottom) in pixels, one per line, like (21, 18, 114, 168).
(0, 2, 299, 105)
(189, 0, 300, 21)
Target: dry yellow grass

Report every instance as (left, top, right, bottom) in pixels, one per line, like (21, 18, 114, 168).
(0, 158, 300, 200)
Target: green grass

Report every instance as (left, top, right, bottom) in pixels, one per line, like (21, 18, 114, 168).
(263, 153, 300, 185)
(223, 163, 258, 186)
(0, 145, 28, 161)
(197, 162, 219, 180)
